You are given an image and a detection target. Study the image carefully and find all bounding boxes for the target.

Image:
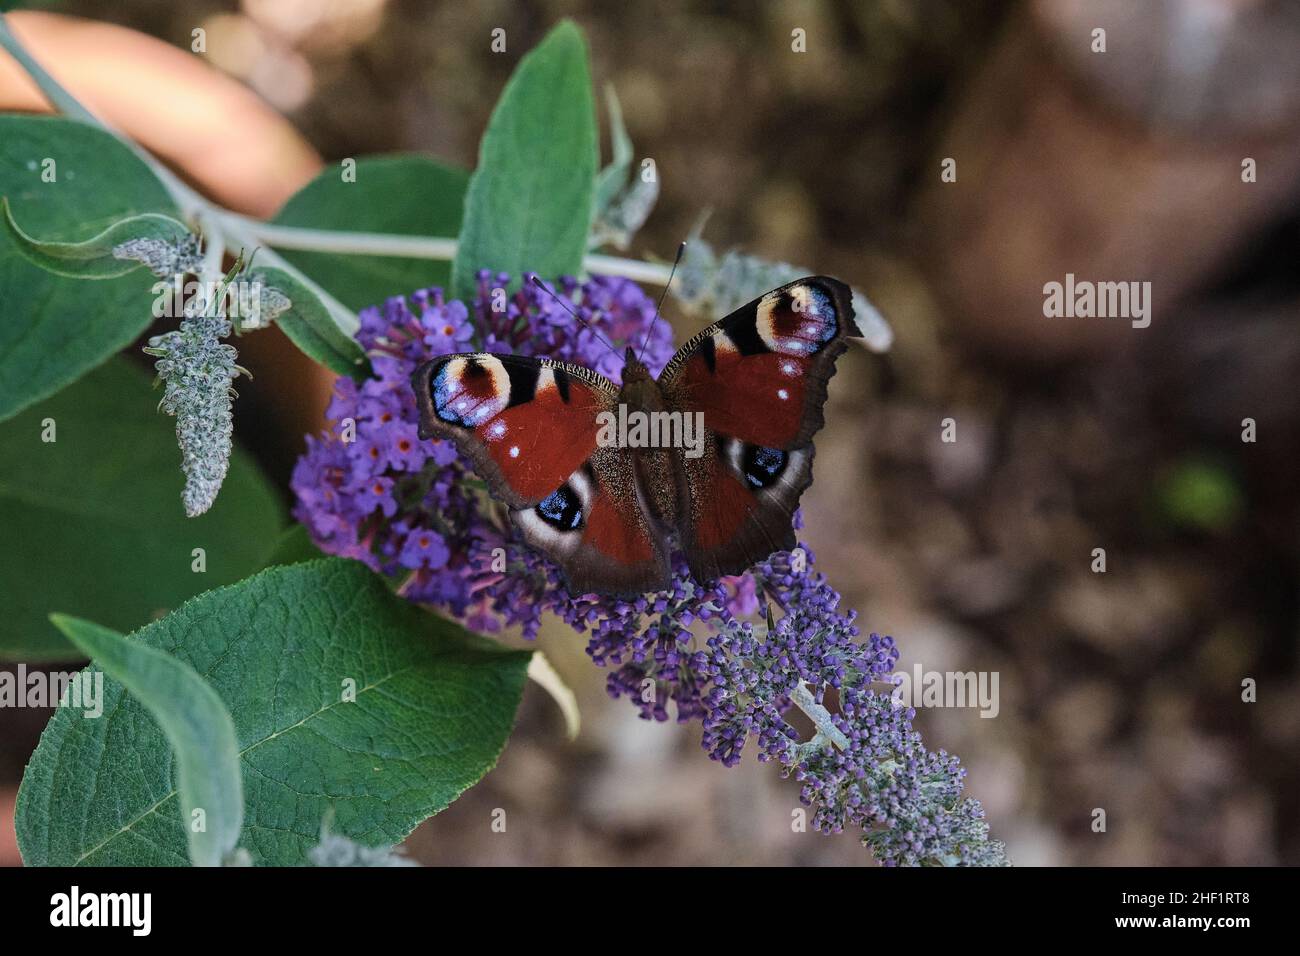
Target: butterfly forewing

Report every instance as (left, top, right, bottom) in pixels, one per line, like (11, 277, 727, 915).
(413, 353, 615, 507)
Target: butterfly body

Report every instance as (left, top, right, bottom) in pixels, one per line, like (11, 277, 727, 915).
(413, 276, 860, 596)
(618, 358, 682, 520)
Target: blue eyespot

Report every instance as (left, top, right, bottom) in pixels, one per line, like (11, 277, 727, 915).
(537, 485, 583, 531)
(742, 445, 787, 489)
(432, 358, 505, 427)
(799, 286, 836, 341)
(430, 364, 470, 425)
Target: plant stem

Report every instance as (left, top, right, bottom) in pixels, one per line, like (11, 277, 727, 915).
(216, 211, 457, 260)
(219, 210, 676, 286)
(0, 16, 96, 123)
(198, 216, 225, 286)
(789, 681, 851, 751)
(584, 252, 674, 285)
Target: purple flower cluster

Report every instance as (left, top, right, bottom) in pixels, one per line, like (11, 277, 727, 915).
(697, 547, 899, 767)
(799, 689, 1006, 866)
(596, 546, 1006, 865)
(292, 270, 1007, 865)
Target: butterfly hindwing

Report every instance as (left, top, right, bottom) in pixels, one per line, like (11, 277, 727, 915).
(412, 353, 670, 595)
(659, 277, 859, 581)
(512, 448, 670, 596)
(671, 434, 816, 582)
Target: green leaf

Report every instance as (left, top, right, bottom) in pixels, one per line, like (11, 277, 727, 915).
(589, 85, 658, 251)
(270, 154, 467, 311)
(594, 84, 633, 215)
(451, 20, 597, 300)
(247, 265, 369, 378)
(48, 614, 244, 867)
(17, 559, 532, 866)
(0, 357, 283, 661)
(1, 198, 193, 279)
(0, 115, 178, 421)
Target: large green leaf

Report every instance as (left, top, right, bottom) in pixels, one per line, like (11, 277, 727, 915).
(451, 20, 597, 301)
(49, 614, 244, 867)
(17, 559, 532, 866)
(0, 115, 177, 421)
(0, 357, 283, 660)
(270, 154, 467, 311)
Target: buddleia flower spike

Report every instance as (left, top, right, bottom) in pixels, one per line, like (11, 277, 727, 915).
(143, 254, 251, 517)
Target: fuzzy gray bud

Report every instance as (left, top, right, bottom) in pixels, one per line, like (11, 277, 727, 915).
(145, 293, 242, 517)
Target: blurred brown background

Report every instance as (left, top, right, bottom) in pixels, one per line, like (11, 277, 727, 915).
(2, 0, 1298, 865)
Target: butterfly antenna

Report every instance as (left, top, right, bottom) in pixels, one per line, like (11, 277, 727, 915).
(528, 275, 620, 358)
(637, 241, 686, 365)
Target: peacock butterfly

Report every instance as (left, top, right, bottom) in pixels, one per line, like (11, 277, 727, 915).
(411, 274, 861, 596)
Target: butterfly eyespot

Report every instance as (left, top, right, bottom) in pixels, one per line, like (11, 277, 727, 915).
(537, 485, 583, 531)
(431, 356, 510, 427)
(756, 285, 837, 356)
(741, 445, 788, 489)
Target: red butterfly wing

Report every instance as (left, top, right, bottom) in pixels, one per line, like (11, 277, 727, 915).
(413, 353, 611, 508)
(510, 447, 670, 596)
(659, 276, 860, 449)
(412, 354, 670, 594)
(658, 277, 860, 581)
